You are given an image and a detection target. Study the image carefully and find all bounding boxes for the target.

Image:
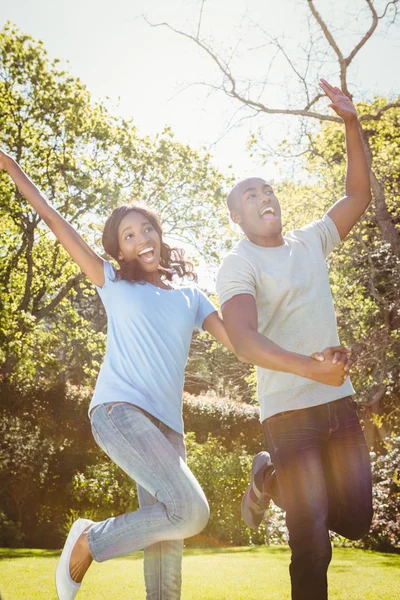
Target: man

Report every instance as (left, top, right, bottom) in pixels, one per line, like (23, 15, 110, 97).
(216, 79, 373, 600)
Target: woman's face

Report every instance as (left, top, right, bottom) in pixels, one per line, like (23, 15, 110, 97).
(117, 211, 161, 274)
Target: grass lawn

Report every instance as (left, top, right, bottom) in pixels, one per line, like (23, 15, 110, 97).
(0, 546, 399, 599)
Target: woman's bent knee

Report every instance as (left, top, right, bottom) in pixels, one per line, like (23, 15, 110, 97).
(184, 491, 210, 537)
(193, 494, 210, 532)
(170, 490, 209, 538)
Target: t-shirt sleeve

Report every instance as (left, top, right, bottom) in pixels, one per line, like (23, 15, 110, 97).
(94, 260, 117, 299)
(216, 253, 256, 307)
(194, 289, 217, 330)
(299, 214, 341, 258)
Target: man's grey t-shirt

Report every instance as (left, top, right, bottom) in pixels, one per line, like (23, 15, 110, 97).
(88, 261, 216, 434)
(216, 214, 355, 422)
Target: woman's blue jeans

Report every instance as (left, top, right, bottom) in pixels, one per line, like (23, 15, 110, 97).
(87, 403, 209, 599)
(263, 396, 373, 600)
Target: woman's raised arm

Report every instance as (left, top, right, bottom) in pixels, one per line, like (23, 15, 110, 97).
(1, 150, 105, 287)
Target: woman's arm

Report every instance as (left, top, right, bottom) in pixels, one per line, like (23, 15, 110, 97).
(1, 150, 105, 287)
(202, 311, 235, 352)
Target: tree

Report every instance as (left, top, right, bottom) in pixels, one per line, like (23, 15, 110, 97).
(0, 23, 232, 384)
(146, 0, 400, 438)
(147, 1, 399, 252)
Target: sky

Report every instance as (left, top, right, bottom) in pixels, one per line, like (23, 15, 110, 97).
(2, 0, 400, 174)
(2, 0, 400, 286)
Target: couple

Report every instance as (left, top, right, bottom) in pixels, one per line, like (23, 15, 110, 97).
(2, 79, 372, 600)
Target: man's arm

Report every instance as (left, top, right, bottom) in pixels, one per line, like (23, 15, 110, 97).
(318, 79, 372, 241)
(222, 294, 350, 387)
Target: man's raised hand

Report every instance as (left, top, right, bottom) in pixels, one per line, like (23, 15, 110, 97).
(318, 79, 358, 123)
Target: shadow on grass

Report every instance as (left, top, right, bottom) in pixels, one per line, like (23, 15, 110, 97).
(371, 557, 400, 568)
(332, 548, 400, 567)
(0, 548, 146, 561)
(183, 545, 290, 557)
(0, 549, 61, 560)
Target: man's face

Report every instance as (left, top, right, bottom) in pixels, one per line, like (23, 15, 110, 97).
(229, 178, 282, 244)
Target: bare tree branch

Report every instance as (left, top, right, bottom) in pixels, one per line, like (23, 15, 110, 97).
(378, 0, 399, 20)
(345, 0, 379, 68)
(197, 0, 206, 40)
(144, 17, 341, 123)
(307, 0, 348, 94)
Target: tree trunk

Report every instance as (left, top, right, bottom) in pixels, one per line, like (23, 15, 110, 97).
(361, 128, 400, 259)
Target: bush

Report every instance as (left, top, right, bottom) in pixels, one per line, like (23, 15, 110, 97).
(70, 460, 139, 520)
(184, 433, 286, 546)
(0, 511, 24, 547)
(0, 382, 101, 548)
(183, 393, 264, 454)
(363, 436, 400, 552)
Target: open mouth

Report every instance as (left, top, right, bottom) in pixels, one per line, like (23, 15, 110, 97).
(138, 246, 156, 263)
(259, 205, 277, 221)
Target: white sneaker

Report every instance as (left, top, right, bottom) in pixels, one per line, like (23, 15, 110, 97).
(55, 518, 94, 600)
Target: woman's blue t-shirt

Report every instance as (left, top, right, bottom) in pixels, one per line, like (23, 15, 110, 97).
(88, 261, 217, 434)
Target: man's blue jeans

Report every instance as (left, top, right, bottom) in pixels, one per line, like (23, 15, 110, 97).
(263, 396, 373, 600)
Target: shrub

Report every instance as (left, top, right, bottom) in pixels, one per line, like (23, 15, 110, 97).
(70, 460, 139, 520)
(183, 393, 264, 454)
(0, 511, 24, 547)
(362, 436, 400, 552)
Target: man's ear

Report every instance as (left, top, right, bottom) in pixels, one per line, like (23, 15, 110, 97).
(230, 211, 242, 224)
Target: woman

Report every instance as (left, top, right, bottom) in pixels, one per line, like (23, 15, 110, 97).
(0, 149, 233, 600)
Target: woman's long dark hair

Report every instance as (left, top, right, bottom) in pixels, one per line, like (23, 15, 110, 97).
(102, 204, 198, 283)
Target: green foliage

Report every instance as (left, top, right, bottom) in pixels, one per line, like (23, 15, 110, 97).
(0, 511, 24, 548)
(0, 23, 232, 385)
(185, 433, 265, 546)
(0, 382, 98, 547)
(363, 436, 400, 552)
(70, 460, 139, 520)
(183, 392, 262, 453)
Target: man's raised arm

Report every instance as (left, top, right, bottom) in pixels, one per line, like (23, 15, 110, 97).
(319, 79, 372, 241)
